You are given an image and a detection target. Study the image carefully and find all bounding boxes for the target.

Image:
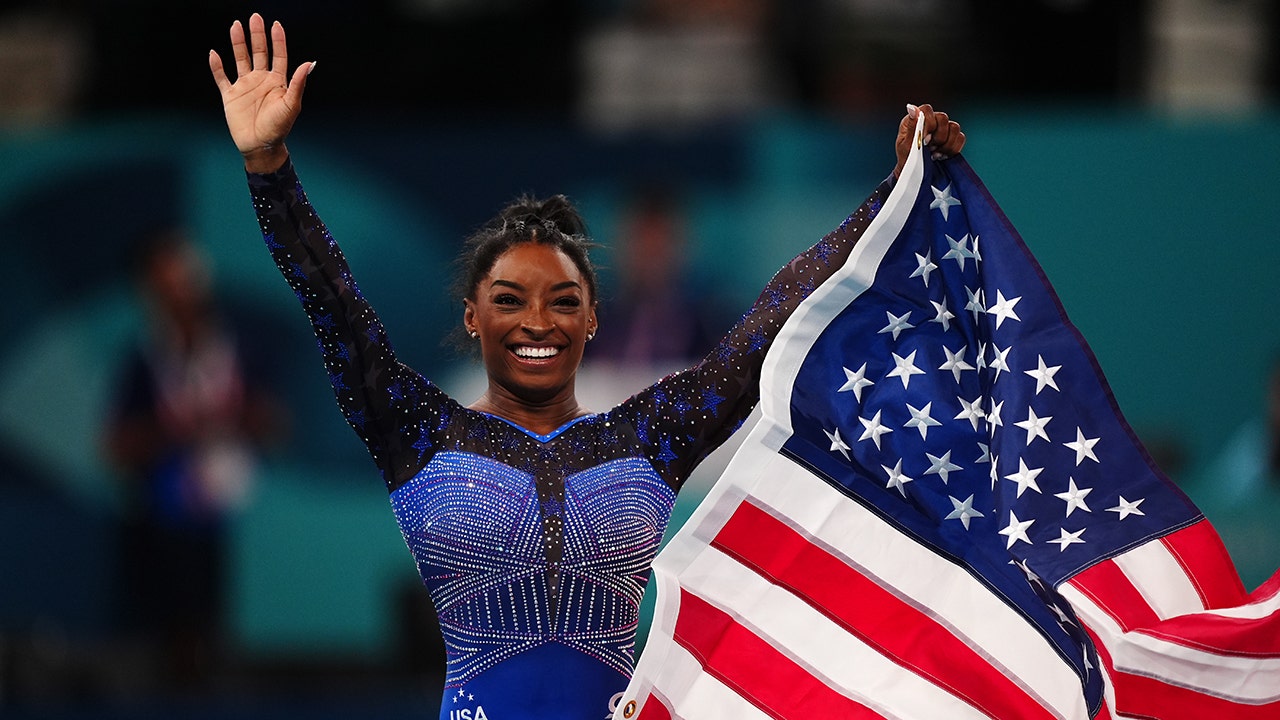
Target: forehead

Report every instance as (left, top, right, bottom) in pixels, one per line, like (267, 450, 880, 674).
(486, 242, 584, 286)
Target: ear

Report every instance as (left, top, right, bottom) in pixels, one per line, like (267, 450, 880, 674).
(463, 299, 477, 336)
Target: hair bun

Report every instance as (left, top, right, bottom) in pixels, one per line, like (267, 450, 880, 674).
(497, 194, 588, 238)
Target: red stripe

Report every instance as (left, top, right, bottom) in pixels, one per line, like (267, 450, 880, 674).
(711, 500, 1059, 720)
(1137, 607, 1280, 658)
(1160, 520, 1246, 609)
(1071, 527, 1278, 657)
(673, 589, 884, 719)
(636, 693, 672, 720)
(1113, 667, 1278, 719)
(1069, 559, 1160, 632)
(1081, 620, 1278, 719)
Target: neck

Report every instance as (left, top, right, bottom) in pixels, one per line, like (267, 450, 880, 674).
(469, 387, 590, 436)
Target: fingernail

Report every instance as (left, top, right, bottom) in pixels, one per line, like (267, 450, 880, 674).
(308, 61, 317, 75)
(923, 133, 932, 145)
(906, 103, 918, 117)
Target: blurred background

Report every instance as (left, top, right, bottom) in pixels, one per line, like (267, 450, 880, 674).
(2, 0, 1279, 717)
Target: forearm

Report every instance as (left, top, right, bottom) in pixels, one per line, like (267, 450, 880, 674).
(247, 159, 397, 440)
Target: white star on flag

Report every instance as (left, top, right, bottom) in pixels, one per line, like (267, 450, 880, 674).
(955, 396, 985, 431)
(1049, 527, 1087, 552)
(939, 345, 975, 384)
(879, 310, 915, 341)
(887, 350, 926, 389)
(1107, 496, 1146, 520)
(1014, 406, 1052, 445)
(905, 402, 942, 440)
(946, 494, 983, 529)
(1064, 427, 1100, 465)
(1025, 355, 1062, 394)
(965, 286, 985, 322)
(925, 450, 962, 484)
(824, 427, 851, 460)
(987, 290, 1022, 329)
(943, 233, 975, 271)
(990, 344, 1013, 380)
(930, 182, 961, 220)
(930, 298, 955, 331)
(911, 251, 937, 287)
(837, 363, 875, 401)
(1054, 478, 1093, 517)
(882, 459, 914, 496)
(999, 511, 1035, 548)
(858, 409, 892, 449)
(1004, 458, 1044, 498)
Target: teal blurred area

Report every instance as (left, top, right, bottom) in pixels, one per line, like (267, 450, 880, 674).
(2, 107, 1279, 713)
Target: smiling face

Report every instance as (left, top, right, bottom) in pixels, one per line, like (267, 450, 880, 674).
(464, 241, 598, 408)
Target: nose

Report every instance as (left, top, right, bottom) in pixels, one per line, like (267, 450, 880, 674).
(520, 304, 554, 337)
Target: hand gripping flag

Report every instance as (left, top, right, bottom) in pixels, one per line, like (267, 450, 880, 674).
(614, 119, 1280, 720)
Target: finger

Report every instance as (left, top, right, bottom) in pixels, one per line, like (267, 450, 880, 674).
(941, 123, 966, 156)
(249, 13, 268, 71)
(230, 20, 250, 78)
(271, 20, 288, 75)
(285, 61, 314, 108)
(209, 50, 231, 94)
(930, 111, 952, 148)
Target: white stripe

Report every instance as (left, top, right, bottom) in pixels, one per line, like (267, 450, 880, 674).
(651, 642, 774, 720)
(743, 449, 1092, 719)
(1061, 583, 1280, 703)
(1112, 541, 1205, 619)
(681, 545, 989, 720)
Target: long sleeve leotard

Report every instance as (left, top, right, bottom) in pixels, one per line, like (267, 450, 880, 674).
(249, 160, 891, 720)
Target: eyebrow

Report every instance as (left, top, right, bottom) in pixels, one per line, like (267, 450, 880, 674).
(489, 279, 583, 292)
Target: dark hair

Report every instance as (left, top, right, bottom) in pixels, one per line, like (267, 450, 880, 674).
(452, 193, 600, 303)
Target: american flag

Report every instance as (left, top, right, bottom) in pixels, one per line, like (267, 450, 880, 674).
(614, 124, 1280, 719)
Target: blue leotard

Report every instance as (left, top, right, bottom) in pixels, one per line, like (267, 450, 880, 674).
(249, 160, 890, 719)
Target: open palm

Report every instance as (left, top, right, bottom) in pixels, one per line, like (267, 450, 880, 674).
(209, 14, 311, 165)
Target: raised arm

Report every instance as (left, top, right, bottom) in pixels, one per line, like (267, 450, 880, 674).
(209, 13, 313, 174)
(215, 16, 453, 490)
(619, 104, 965, 489)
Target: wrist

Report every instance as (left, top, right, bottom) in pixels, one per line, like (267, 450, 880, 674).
(242, 144, 289, 174)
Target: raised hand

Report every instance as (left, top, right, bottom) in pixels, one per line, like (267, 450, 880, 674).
(895, 103, 966, 178)
(209, 13, 313, 173)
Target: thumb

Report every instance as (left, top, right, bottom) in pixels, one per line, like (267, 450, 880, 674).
(285, 61, 315, 108)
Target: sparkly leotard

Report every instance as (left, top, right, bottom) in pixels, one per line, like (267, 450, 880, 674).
(249, 160, 891, 720)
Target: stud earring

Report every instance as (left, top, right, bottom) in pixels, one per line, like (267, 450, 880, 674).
(469, 330, 479, 339)
(587, 332, 595, 341)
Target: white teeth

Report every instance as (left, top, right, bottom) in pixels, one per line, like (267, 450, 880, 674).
(514, 346, 559, 359)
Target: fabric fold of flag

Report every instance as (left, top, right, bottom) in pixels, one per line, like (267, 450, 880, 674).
(615, 119, 1280, 720)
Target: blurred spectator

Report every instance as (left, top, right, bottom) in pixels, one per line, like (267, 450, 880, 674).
(578, 0, 782, 132)
(0, 8, 87, 127)
(102, 227, 284, 694)
(592, 185, 730, 368)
